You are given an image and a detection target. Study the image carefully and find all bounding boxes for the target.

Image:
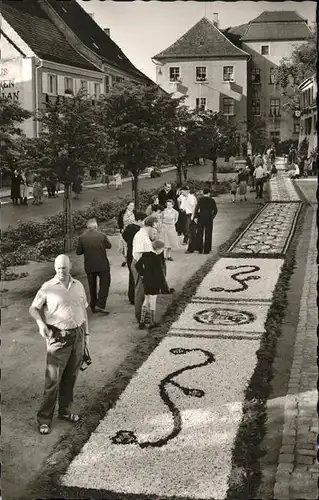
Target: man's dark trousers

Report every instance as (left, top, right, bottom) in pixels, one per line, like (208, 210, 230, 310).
(86, 268, 111, 310)
(37, 326, 84, 426)
(182, 213, 192, 243)
(197, 218, 213, 253)
(127, 257, 135, 304)
(255, 179, 264, 199)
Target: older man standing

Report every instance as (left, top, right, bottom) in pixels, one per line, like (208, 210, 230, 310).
(29, 254, 89, 435)
(130, 215, 158, 322)
(76, 218, 112, 314)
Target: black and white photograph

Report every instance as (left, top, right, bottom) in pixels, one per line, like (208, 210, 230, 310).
(0, 0, 317, 499)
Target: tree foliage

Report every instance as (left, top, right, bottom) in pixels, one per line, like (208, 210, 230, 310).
(274, 33, 317, 111)
(247, 116, 268, 154)
(0, 96, 32, 173)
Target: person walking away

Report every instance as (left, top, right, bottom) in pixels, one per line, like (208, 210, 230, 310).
(118, 201, 136, 267)
(161, 199, 179, 261)
(89, 168, 97, 181)
(254, 164, 266, 199)
(114, 172, 122, 190)
(29, 254, 89, 435)
(230, 179, 238, 203)
(32, 176, 43, 205)
(135, 240, 173, 329)
(237, 167, 249, 202)
(10, 169, 22, 205)
(46, 173, 57, 198)
(130, 216, 158, 323)
(177, 186, 197, 245)
(76, 218, 112, 314)
(193, 188, 218, 254)
(122, 211, 147, 305)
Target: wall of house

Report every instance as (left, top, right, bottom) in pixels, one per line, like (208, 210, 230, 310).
(299, 79, 317, 155)
(243, 39, 307, 142)
(0, 39, 36, 136)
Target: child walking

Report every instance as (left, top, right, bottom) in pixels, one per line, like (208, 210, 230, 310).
(135, 240, 173, 330)
(230, 179, 238, 203)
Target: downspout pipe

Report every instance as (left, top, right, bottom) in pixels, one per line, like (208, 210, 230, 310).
(34, 57, 43, 137)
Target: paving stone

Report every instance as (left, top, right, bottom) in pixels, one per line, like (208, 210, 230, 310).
(277, 463, 294, 472)
(279, 453, 295, 463)
(296, 442, 316, 450)
(297, 449, 317, 456)
(280, 445, 295, 454)
(294, 465, 309, 472)
(296, 455, 315, 465)
(282, 435, 296, 445)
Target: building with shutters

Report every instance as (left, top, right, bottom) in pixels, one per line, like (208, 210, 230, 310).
(224, 10, 313, 143)
(152, 15, 249, 152)
(298, 74, 317, 156)
(0, 0, 151, 137)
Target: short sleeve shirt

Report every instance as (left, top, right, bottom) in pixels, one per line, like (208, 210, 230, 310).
(31, 275, 88, 329)
(132, 227, 153, 261)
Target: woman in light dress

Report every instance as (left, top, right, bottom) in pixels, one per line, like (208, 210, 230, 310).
(118, 201, 136, 266)
(161, 199, 179, 261)
(114, 172, 122, 190)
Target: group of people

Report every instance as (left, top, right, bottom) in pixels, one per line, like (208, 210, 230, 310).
(10, 170, 61, 205)
(286, 149, 317, 179)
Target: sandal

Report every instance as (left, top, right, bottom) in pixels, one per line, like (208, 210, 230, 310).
(39, 424, 51, 435)
(58, 413, 80, 423)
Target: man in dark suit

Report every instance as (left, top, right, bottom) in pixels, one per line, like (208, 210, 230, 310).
(158, 183, 177, 208)
(76, 218, 112, 314)
(194, 188, 218, 254)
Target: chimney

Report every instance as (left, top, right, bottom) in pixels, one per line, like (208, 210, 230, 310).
(212, 13, 219, 28)
(104, 28, 110, 37)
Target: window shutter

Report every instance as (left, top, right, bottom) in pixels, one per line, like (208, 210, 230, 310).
(42, 72, 48, 94)
(57, 75, 64, 95)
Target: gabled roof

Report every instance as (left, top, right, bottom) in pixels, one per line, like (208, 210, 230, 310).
(224, 24, 249, 37)
(241, 21, 312, 41)
(1, 0, 100, 72)
(153, 17, 249, 60)
(43, 0, 152, 84)
(250, 11, 306, 24)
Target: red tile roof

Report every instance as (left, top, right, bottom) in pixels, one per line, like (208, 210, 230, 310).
(1, 0, 100, 72)
(44, 0, 152, 84)
(241, 21, 312, 41)
(153, 17, 249, 60)
(250, 11, 307, 24)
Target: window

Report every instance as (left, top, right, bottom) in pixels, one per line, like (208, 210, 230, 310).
(270, 99, 280, 117)
(196, 97, 206, 111)
(196, 66, 207, 82)
(64, 77, 73, 94)
(251, 68, 261, 84)
(305, 117, 312, 135)
(169, 67, 180, 82)
(223, 66, 234, 81)
(80, 80, 88, 91)
(94, 82, 100, 98)
(223, 97, 234, 115)
(269, 68, 276, 85)
(251, 98, 261, 115)
(261, 45, 269, 55)
(270, 131, 280, 138)
(48, 74, 57, 95)
(293, 122, 300, 134)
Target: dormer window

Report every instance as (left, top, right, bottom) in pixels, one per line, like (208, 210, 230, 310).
(196, 66, 207, 82)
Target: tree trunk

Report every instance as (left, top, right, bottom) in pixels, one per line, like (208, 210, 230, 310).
(63, 183, 73, 253)
(176, 164, 182, 187)
(133, 171, 139, 210)
(212, 159, 218, 185)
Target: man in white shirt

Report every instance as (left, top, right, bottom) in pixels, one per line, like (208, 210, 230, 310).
(130, 215, 158, 322)
(177, 186, 197, 244)
(253, 165, 266, 199)
(29, 254, 89, 435)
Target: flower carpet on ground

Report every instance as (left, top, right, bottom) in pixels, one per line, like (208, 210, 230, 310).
(269, 171, 300, 201)
(61, 337, 260, 500)
(227, 202, 301, 255)
(194, 258, 284, 302)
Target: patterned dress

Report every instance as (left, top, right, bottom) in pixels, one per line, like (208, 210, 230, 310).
(161, 208, 179, 248)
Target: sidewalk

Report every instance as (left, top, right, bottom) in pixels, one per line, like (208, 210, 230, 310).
(0, 166, 177, 202)
(273, 206, 318, 499)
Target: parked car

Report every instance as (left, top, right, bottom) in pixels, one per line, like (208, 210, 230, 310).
(150, 167, 162, 178)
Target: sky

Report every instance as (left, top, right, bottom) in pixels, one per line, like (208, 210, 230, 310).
(79, 1, 317, 81)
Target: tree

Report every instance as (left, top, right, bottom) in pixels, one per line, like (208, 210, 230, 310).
(29, 92, 105, 251)
(98, 82, 178, 208)
(247, 116, 268, 154)
(274, 33, 316, 111)
(0, 95, 31, 174)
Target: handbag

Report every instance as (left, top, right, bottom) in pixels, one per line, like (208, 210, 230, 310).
(80, 345, 92, 371)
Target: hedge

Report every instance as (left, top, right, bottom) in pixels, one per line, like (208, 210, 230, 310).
(1, 178, 233, 279)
